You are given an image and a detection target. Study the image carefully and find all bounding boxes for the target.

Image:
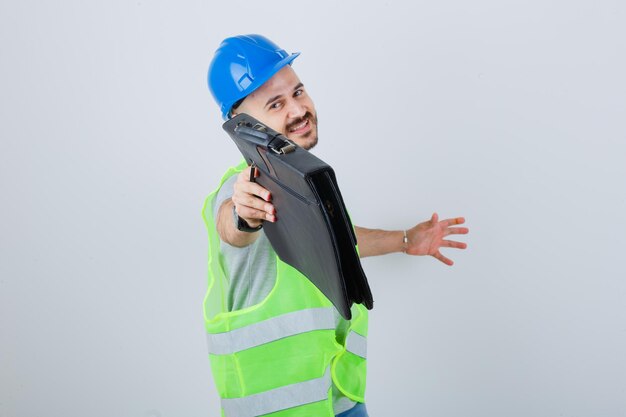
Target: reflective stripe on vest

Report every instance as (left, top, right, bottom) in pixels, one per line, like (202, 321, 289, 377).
(221, 367, 332, 417)
(345, 330, 367, 359)
(207, 307, 335, 355)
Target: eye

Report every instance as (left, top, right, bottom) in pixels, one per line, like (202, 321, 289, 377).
(269, 101, 283, 110)
(294, 89, 304, 97)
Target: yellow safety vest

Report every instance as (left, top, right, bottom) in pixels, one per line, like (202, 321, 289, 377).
(202, 161, 369, 417)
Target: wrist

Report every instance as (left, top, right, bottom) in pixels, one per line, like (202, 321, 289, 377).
(232, 206, 263, 233)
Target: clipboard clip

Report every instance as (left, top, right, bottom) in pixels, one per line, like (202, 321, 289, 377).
(235, 121, 297, 155)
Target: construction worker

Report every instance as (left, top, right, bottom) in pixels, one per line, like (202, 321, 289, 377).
(202, 34, 469, 417)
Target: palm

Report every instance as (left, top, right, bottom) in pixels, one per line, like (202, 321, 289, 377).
(405, 213, 468, 266)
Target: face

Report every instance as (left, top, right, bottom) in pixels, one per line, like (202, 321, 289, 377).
(232, 66, 318, 150)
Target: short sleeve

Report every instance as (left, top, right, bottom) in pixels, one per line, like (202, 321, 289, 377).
(213, 174, 238, 214)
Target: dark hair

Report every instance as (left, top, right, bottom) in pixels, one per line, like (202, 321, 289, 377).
(229, 97, 245, 117)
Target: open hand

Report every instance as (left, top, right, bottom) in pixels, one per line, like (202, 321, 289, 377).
(405, 213, 469, 266)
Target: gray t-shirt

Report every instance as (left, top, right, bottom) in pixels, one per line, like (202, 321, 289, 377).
(214, 175, 277, 311)
(213, 174, 357, 414)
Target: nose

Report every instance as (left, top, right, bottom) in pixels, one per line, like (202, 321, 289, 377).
(285, 99, 306, 119)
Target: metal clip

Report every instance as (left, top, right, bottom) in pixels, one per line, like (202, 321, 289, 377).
(278, 142, 296, 154)
(271, 140, 296, 155)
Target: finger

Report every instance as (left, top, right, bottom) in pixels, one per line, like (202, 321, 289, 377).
(235, 180, 272, 202)
(233, 192, 275, 215)
(444, 227, 469, 236)
(441, 240, 468, 249)
(433, 251, 454, 266)
(431, 212, 439, 224)
(239, 167, 263, 186)
(239, 167, 254, 182)
(236, 205, 276, 223)
(441, 217, 465, 227)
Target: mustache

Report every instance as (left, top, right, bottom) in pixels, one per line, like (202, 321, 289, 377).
(286, 112, 316, 131)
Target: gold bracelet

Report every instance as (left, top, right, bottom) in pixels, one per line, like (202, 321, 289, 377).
(403, 230, 409, 252)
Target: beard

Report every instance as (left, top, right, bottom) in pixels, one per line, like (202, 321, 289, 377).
(285, 111, 319, 150)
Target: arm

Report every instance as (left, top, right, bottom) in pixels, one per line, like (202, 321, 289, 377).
(354, 227, 406, 257)
(355, 213, 469, 265)
(216, 166, 276, 248)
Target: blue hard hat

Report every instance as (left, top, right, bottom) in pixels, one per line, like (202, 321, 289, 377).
(208, 34, 300, 120)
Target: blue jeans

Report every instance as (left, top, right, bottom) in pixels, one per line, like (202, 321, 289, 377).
(336, 403, 369, 417)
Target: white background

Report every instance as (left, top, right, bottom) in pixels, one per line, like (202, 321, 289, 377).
(2, 1, 625, 416)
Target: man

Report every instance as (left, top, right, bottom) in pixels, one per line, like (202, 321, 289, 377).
(202, 34, 469, 417)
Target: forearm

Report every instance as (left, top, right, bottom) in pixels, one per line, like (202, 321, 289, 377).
(216, 199, 262, 248)
(354, 226, 405, 258)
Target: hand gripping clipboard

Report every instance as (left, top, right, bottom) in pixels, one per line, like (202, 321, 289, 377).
(223, 113, 373, 320)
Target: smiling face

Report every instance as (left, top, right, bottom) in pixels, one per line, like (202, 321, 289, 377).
(232, 66, 318, 150)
